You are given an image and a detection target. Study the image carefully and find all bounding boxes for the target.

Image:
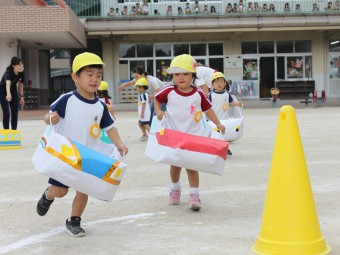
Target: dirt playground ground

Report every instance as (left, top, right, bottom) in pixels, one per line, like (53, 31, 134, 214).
(0, 106, 339, 255)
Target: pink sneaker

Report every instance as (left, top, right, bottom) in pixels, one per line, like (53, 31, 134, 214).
(189, 193, 201, 211)
(169, 189, 181, 205)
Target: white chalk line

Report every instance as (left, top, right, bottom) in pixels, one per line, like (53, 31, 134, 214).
(0, 212, 166, 254)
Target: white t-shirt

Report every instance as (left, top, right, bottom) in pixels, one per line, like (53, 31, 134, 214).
(51, 90, 115, 151)
(195, 66, 216, 89)
(208, 90, 234, 120)
(155, 85, 211, 136)
(145, 75, 165, 94)
(138, 92, 151, 122)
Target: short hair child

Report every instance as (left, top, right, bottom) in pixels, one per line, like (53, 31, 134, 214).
(135, 78, 151, 141)
(36, 52, 128, 237)
(208, 71, 243, 155)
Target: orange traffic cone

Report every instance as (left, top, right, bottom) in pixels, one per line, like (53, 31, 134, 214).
(252, 105, 331, 255)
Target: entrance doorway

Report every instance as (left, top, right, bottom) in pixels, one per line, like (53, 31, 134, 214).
(259, 57, 275, 98)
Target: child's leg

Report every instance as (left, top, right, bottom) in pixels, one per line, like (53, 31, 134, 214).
(145, 124, 150, 133)
(66, 191, 88, 237)
(186, 169, 201, 211)
(37, 185, 68, 216)
(46, 185, 68, 199)
(138, 122, 147, 136)
(170, 165, 181, 183)
(169, 165, 182, 205)
(186, 169, 199, 188)
(71, 191, 88, 217)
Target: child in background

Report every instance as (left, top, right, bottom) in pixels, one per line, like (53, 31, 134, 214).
(135, 78, 151, 141)
(97, 81, 116, 120)
(154, 54, 225, 211)
(185, 2, 192, 14)
(36, 52, 128, 237)
(208, 71, 243, 156)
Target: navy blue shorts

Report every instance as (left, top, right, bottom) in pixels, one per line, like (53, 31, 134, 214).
(48, 178, 69, 188)
(139, 120, 150, 126)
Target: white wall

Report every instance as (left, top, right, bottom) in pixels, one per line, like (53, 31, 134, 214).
(0, 39, 18, 76)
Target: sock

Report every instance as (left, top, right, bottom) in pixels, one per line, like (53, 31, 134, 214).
(190, 187, 199, 195)
(171, 182, 181, 190)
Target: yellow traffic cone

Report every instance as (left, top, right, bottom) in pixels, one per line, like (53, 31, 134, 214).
(252, 105, 331, 255)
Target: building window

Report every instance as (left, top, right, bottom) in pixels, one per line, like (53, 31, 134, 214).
(243, 59, 258, 80)
(54, 50, 70, 59)
(119, 42, 224, 82)
(259, 41, 274, 54)
(209, 43, 223, 55)
(209, 58, 224, 72)
(155, 44, 171, 57)
(330, 56, 340, 79)
(174, 44, 189, 56)
(241, 42, 257, 54)
(137, 44, 153, 57)
(287, 56, 303, 79)
(277, 41, 293, 53)
(276, 57, 285, 80)
(330, 40, 340, 52)
(295, 40, 312, 53)
(191, 43, 206, 56)
(156, 59, 171, 81)
(119, 44, 135, 58)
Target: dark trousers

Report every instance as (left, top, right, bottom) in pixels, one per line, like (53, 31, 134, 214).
(0, 91, 19, 130)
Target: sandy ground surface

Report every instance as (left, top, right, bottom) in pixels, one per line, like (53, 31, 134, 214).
(0, 106, 339, 255)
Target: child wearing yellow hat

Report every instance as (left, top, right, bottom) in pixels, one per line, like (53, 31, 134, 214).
(154, 54, 225, 211)
(97, 81, 116, 120)
(135, 77, 151, 141)
(208, 71, 243, 155)
(36, 52, 128, 237)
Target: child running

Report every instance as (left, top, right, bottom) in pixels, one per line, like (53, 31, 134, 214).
(135, 78, 151, 141)
(208, 71, 243, 155)
(154, 54, 225, 211)
(97, 80, 116, 120)
(36, 52, 128, 237)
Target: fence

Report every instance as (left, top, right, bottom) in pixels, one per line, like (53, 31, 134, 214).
(56, 0, 339, 17)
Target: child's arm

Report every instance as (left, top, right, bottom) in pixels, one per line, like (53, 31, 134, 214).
(141, 102, 146, 119)
(106, 127, 128, 156)
(205, 109, 225, 134)
(229, 101, 243, 107)
(44, 111, 60, 125)
(154, 98, 165, 120)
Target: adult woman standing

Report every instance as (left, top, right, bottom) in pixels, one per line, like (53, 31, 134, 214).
(0, 57, 25, 130)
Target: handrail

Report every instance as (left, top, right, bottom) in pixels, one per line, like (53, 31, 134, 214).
(52, 0, 339, 18)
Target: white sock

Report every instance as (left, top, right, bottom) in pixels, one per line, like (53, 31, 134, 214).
(190, 187, 199, 195)
(171, 182, 181, 190)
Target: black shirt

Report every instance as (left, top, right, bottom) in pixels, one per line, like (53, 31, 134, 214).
(0, 70, 25, 94)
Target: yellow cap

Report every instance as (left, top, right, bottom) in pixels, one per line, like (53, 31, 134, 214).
(99, 81, 108, 91)
(72, 52, 105, 73)
(210, 71, 225, 83)
(135, 78, 148, 86)
(167, 54, 197, 74)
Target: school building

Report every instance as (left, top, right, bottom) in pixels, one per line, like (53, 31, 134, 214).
(0, 0, 339, 108)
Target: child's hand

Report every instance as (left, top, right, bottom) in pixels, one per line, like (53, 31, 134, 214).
(238, 101, 243, 107)
(117, 143, 128, 156)
(50, 111, 60, 125)
(156, 111, 165, 121)
(216, 123, 225, 134)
